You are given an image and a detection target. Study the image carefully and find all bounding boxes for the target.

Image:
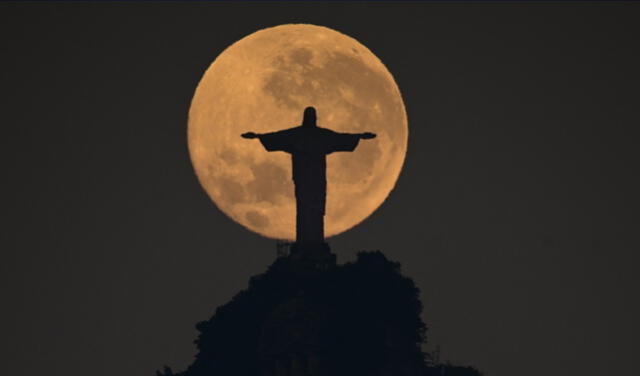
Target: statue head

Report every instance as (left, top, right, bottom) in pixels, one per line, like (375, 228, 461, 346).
(302, 106, 317, 127)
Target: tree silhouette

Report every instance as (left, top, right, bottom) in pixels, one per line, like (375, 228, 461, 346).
(157, 251, 481, 376)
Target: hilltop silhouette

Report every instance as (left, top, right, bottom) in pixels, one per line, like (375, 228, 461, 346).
(157, 251, 482, 376)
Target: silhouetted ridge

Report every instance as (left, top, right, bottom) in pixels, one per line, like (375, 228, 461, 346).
(157, 251, 481, 376)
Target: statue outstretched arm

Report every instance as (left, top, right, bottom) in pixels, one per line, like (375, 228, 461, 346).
(359, 132, 376, 139)
(241, 130, 293, 153)
(241, 132, 259, 139)
(325, 130, 376, 153)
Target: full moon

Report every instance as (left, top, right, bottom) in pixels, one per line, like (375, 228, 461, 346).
(188, 24, 407, 240)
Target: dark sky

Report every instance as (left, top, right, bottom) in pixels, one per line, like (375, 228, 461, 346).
(2, 2, 639, 376)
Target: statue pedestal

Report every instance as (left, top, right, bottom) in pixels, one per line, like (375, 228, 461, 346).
(289, 242, 336, 272)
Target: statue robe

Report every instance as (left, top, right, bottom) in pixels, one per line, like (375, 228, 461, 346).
(257, 125, 362, 245)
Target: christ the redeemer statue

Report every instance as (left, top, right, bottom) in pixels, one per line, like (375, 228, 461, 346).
(242, 106, 376, 252)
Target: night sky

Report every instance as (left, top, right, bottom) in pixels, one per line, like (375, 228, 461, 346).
(2, 3, 639, 376)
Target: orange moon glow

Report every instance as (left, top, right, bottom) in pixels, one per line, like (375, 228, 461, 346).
(188, 24, 407, 240)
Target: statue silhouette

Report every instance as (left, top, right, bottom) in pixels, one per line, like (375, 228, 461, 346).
(242, 107, 376, 252)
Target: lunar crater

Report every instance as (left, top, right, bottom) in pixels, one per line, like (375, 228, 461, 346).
(248, 161, 291, 205)
(217, 176, 248, 204)
(246, 210, 270, 229)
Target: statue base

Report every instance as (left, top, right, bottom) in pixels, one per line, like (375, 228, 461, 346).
(289, 242, 336, 272)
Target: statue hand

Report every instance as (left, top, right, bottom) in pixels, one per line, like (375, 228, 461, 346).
(360, 132, 376, 139)
(242, 132, 258, 139)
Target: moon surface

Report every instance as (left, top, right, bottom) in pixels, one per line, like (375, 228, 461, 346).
(188, 24, 407, 240)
